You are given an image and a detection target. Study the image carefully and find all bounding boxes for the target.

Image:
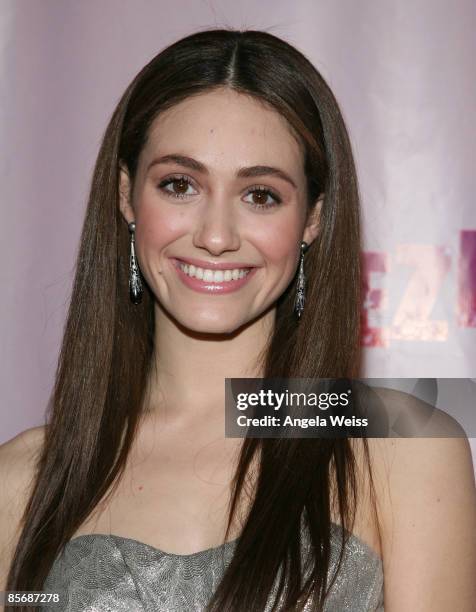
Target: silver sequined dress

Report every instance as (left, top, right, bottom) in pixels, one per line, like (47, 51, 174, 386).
(42, 521, 384, 611)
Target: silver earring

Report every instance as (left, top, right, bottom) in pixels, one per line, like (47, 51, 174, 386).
(294, 241, 309, 321)
(128, 222, 143, 304)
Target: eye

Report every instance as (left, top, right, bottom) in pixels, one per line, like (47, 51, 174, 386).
(243, 186, 282, 210)
(157, 175, 198, 199)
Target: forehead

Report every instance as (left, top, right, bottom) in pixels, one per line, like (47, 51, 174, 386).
(141, 88, 304, 174)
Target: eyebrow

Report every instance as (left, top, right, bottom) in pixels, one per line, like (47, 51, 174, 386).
(146, 154, 297, 189)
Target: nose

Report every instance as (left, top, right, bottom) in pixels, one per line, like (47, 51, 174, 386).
(192, 195, 241, 255)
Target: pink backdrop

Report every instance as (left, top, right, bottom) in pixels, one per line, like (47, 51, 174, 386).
(1, 1, 475, 464)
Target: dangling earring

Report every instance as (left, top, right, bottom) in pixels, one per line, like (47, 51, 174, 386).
(128, 222, 143, 304)
(294, 241, 309, 321)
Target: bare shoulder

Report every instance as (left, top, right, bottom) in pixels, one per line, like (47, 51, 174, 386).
(0, 426, 46, 590)
(0, 425, 46, 453)
(354, 405, 476, 610)
(0, 425, 45, 486)
(353, 384, 474, 516)
(358, 433, 476, 528)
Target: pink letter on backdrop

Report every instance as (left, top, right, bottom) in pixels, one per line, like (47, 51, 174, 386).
(458, 230, 476, 327)
(361, 252, 389, 347)
(390, 245, 450, 342)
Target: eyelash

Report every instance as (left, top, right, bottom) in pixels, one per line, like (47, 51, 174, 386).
(157, 174, 282, 209)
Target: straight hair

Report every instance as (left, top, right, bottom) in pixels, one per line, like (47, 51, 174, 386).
(7, 28, 378, 611)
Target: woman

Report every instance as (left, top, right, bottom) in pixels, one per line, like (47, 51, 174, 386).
(1, 28, 475, 612)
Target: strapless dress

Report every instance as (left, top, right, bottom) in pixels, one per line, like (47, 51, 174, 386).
(42, 521, 384, 611)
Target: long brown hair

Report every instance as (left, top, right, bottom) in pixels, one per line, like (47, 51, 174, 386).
(7, 28, 378, 611)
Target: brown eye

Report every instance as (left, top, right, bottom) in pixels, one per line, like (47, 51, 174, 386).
(252, 191, 268, 206)
(172, 178, 189, 195)
(158, 175, 197, 199)
(244, 186, 282, 210)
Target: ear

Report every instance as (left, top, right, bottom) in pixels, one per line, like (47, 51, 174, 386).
(302, 194, 324, 246)
(118, 163, 135, 225)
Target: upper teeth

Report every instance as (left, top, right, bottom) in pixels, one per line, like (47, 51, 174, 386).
(179, 262, 250, 282)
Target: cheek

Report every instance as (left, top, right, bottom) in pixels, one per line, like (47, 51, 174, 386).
(253, 213, 303, 266)
(135, 200, 188, 252)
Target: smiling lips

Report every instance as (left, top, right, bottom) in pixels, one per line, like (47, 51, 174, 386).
(170, 257, 258, 293)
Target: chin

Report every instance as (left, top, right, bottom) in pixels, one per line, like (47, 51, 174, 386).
(179, 312, 248, 335)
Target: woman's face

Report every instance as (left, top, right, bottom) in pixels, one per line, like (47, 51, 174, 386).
(119, 87, 320, 333)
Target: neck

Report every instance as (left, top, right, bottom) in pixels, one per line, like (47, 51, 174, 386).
(143, 302, 275, 426)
